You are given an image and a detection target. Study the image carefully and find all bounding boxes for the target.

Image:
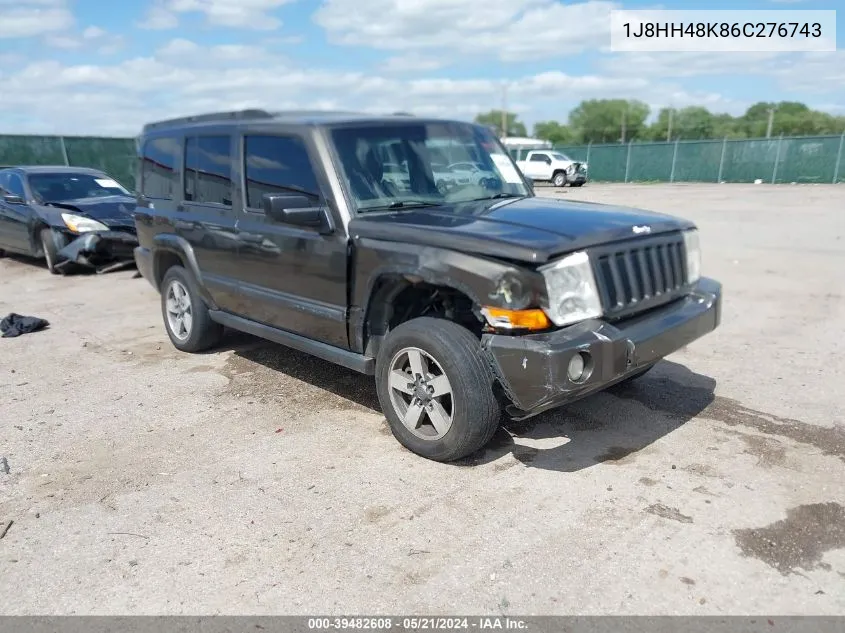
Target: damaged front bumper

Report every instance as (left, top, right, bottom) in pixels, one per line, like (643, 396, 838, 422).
(482, 277, 722, 419)
(55, 230, 139, 274)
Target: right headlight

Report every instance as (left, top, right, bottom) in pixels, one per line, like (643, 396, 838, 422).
(540, 250, 603, 327)
(682, 229, 701, 284)
(61, 212, 108, 233)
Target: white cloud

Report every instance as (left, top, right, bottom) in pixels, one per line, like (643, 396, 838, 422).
(155, 38, 282, 66)
(138, 0, 298, 30)
(769, 51, 845, 94)
(137, 3, 180, 29)
(599, 51, 782, 78)
(43, 24, 125, 54)
(0, 37, 753, 136)
(314, 0, 618, 61)
(381, 56, 446, 74)
(82, 26, 107, 39)
(0, 0, 74, 39)
(597, 49, 845, 102)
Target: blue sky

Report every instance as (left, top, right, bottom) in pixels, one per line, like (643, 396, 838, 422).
(0, 0, 842, 136)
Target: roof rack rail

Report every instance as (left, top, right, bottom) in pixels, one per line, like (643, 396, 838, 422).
(142, 109, 275, 132)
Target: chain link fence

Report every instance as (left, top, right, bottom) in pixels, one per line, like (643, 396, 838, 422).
(1, 133, 843, 189)
(553, 134, 845, 184)
(0, 134, 137, 189)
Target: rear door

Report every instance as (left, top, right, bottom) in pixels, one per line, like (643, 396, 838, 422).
(232, 130, 350, 349)
(177, 131, 242, 313)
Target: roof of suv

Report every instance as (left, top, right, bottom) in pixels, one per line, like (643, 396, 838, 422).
(140, 109, 474, 135)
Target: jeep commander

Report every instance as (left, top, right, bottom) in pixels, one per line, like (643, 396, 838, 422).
(133, 109, 722, 462)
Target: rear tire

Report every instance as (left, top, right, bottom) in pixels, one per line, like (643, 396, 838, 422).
(160, 265, 223, 353)
(375, 317, 500, 462)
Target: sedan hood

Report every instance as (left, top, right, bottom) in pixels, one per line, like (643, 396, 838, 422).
(349, 195, 694, 264)
(40, 195, 137, 230)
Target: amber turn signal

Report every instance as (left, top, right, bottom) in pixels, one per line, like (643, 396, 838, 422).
(481, 307, 552, 331)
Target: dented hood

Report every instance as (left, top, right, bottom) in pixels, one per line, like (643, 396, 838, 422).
(349, 195, 694, 264)
(40, 195, 137, 229)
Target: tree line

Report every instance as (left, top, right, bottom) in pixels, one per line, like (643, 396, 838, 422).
(475, 100, 845, 145)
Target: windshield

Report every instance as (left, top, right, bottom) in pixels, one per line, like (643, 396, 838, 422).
(329, 122, 531, 212)
(28, 172, 131, 203)
(552, 153, 571, 161)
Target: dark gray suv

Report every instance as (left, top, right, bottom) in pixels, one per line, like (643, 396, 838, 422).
(132, 109, 722, 462)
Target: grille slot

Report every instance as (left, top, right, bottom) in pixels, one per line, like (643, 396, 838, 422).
(593, 233, 688, 319)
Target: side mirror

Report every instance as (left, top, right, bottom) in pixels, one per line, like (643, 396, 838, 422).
(2, 194, 25, 205)
(544, 158, 552, 165)
(262, 193, 325, 229)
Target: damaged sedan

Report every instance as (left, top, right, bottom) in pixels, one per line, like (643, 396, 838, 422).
(0, 166, 138, 274)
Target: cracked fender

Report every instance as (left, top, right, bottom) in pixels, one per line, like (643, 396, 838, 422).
(348, 236, 546, 355)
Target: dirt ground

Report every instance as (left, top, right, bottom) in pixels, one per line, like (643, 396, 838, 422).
(1, 183, 844, 615)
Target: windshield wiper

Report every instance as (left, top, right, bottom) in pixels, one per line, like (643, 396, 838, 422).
(470, 193, 525, 201)
(361, 200, 443, 211)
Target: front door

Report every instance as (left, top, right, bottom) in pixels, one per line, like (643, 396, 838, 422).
(0, 172, 34, 253)
(233, 132, 349, 349)
(525, 152, 553, 180)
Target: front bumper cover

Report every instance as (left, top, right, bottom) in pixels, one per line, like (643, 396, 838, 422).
(55, 230, 139, 274)
(482, 277, 722, 419)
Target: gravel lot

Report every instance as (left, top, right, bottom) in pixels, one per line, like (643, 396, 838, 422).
(1, 183, 844, 615)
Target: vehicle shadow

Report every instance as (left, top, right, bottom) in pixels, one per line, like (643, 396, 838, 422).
(0, 252, 136, 276)
(222, 333, 715, 472)
(217, 332, 382, 411)
(461, 360, 716, 472)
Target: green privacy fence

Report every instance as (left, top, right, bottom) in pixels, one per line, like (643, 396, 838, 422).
(1, 132, 844, 189)
(553, 134, 845, 184)
(0, 134, 137, 190)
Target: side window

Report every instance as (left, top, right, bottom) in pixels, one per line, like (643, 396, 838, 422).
(184, 135, 232, 206)
(243, 135, 320, 209)
(141, 136, 177, 200)
(529, 153, 548, 162)
(6, 174, 25, 198)
(184, 136, 197, 202)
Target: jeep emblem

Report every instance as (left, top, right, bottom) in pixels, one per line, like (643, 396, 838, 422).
(632, 225, 651, 234)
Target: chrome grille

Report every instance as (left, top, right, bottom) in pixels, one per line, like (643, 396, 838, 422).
(592, 233, 688, 319)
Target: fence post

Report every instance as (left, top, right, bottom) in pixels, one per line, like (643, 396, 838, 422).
(586, 141, 592, 166)
(670, 139, 679, 183)
(771, 134, 783, 184)
(834, 131, 845, 184)
(717, 137, 727, 183)
(58, 136, 70, 166)
(624, 139, 632, 183)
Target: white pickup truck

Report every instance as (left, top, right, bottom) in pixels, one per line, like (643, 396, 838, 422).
(514, 150, 587, 187)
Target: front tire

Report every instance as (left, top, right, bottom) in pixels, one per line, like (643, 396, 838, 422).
(160, 265, 223, 352)
(40, 228, 67, 275)
(375, 317, 500, 462)
(552, 171, 567, 187)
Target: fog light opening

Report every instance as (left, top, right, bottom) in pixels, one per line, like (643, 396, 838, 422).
(567, 351, 591, 383)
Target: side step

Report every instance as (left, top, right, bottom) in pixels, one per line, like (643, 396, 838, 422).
(208, 310, 375, 375)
